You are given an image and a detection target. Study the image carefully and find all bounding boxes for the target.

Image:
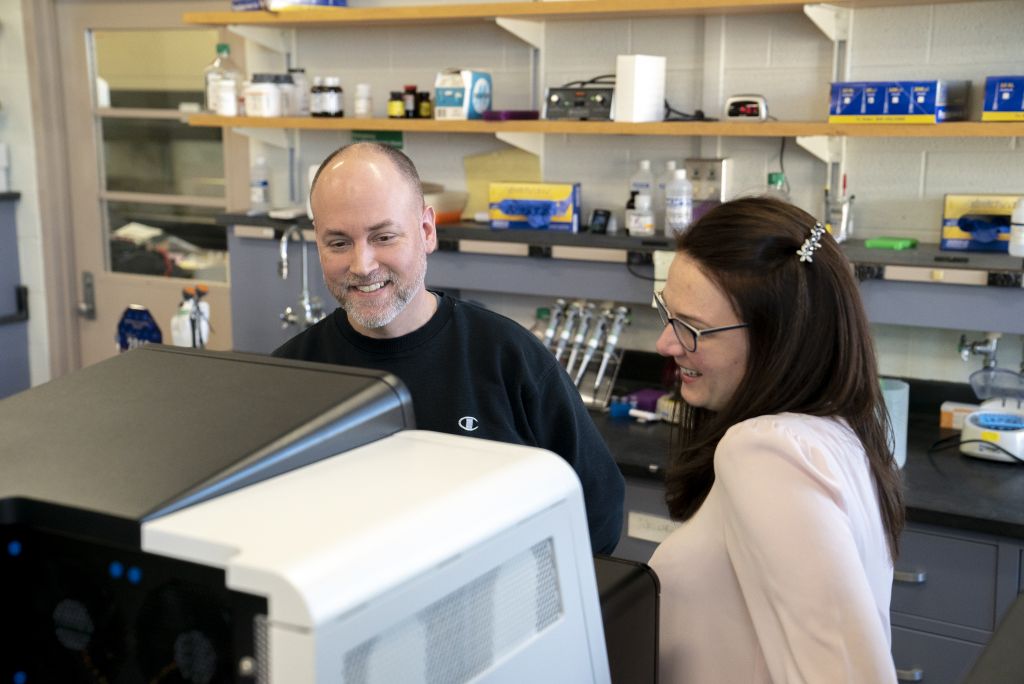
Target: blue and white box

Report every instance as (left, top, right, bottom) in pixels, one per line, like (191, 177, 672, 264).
(434, 69, 492, 120)
(983, 76, 1024, 121)
(829, 80, 968, 123)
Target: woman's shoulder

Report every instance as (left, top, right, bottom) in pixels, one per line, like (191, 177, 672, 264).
(717, 413, 863, 482)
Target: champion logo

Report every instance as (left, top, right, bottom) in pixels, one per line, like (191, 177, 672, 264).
(458, 416, 480, 432)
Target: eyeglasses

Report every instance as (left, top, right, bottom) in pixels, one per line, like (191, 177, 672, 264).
(654, 290, 749, 353)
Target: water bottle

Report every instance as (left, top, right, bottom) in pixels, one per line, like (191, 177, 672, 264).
(655, 160, 678, 233)
(203, 43, 242, 113)
(629, 159, 654, 201)
(249, 156, 270, 215)
(665, 169, 693, 237)
(1010, 197, 1024, 258)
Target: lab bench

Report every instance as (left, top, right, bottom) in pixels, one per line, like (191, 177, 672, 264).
(596, 379, 1024, 683)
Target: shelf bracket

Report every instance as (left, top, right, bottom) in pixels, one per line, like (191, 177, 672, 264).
(495, 132, 544, 157)
(804, 4, 850, 43)
(494, 17, 544, 49)
(229, 25, 289, 54)
(796, 135, 840, 164)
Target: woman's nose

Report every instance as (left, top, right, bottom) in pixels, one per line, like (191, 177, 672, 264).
(655, 324, 683, 358)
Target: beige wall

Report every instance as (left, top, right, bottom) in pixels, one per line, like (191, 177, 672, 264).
(94, 28, 218, 92)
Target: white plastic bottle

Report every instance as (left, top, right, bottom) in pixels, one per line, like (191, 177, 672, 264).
(203, 43, 241, 113)
(249, 156, 271, 215)
(354, 83, 373, 118)
(629, 159, 654, 202)
(1010, 197, 1024, 258)
(665, 169, 694, 237)
(655, 160, 678, 233)
(626, 193, 655, 237)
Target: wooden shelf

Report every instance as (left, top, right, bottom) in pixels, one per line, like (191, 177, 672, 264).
(184, 1, 806, 27)
(183, 0, 989, 27)
(189, 114, 1024, 139)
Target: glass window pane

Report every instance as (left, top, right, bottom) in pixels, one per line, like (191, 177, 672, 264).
(102, 118, 224, 197)
(106, 201, 228, 283)
(93, 29, 218, 110)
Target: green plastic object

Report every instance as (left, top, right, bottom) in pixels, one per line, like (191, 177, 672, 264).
(864, 237, 918, 250)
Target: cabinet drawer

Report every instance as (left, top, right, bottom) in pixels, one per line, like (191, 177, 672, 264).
(892, 529, 998, 631)
(891, 626, 983, 684)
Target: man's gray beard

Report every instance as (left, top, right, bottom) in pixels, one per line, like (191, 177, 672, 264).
(328, 252, 427, 331)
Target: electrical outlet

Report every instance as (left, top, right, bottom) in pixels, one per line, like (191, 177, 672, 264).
(684, 158, 728, 202)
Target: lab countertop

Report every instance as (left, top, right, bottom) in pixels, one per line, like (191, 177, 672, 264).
(593, 406, 1024, 541)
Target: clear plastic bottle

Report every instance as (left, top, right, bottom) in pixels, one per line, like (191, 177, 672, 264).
(655, 160, 678, 233)
(354, 83, 373, 118)
(203, 43, 242, 113)
(249, 156, 270, 215)
(665, 169, 694, 237)
(288, 68, 309, 116)
(1010, 197, 1024, 258)
(626, 193, 655, 237)
(629, 159, 654, 199)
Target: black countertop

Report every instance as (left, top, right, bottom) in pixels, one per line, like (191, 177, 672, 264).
(593, 404, 1024, 541)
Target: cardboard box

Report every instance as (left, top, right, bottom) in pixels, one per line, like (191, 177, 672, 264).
(829, 80, 968, 123)
(613, 54, 666, 123)
(489, 182, 580, 232)
(982, 75, 1024, 121)
(940, 194, 1019, 253)
(434, 69, 492, 120)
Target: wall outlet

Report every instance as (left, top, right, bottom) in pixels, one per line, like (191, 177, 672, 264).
(684, 158, 728, 202)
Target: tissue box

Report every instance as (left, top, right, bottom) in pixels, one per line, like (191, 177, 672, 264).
(829, 80, 968, 123)
(940, 194, 1018, 252)
(982, 76, 1024, 121)
(613, 54, 666, 123)
(489, 182, 580, 232)
(434, 69, 492, 120)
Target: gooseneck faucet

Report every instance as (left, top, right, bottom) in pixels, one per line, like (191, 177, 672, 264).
(279, 224, 325, 329)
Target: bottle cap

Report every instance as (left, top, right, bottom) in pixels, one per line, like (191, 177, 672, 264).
(356, 83, 371, 96)
(666, 160, 678, 170)
(288, 67, 306, 74)
(325, 76, 342, 87)
(312, 76, 324, 86)
(674, 169, 687, 180)
(639, 159, 651, 170)
(216, 43, 230, 54)
(404, 84, 417, 92)
(768, 171, 786, 187)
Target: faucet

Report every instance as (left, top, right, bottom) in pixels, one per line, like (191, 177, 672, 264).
(279, 224, 325, 329)
(958, 331, 1001, 369)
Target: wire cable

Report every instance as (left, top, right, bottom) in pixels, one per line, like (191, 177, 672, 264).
(663, 99, 716, 122)
(626, 261, 660, 281)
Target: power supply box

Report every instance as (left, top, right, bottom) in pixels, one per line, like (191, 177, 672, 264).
(545, 86, 614, 120)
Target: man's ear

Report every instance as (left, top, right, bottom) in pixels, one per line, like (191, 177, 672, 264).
(421, 205, 438, 254)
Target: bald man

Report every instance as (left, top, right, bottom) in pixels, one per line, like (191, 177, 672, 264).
(273, 143, 624, 554)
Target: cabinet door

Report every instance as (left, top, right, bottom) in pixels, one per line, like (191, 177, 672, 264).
(891, 626, 983, 684)
(892, 529, 998, 631)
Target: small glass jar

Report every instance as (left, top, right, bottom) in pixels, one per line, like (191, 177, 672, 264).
(321, 76, 344, 117)
(402, 85, 417, 118)
(243, 74, 281, 117)
(416, 91, 432, 119)
(387, 91, 405, 118)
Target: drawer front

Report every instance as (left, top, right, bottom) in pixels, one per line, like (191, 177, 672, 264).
(891, 626, 984, 684)
(892, 529, 998, 631)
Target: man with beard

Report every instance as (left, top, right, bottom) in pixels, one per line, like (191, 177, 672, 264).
(272, 143, 624, 554)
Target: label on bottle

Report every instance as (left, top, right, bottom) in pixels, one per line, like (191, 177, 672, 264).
(666, 196, 693, 235)
(626, 211, 655, 237)
(322, 90, 343, 116)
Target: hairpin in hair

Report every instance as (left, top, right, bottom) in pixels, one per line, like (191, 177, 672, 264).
(796, 222, 826, 263)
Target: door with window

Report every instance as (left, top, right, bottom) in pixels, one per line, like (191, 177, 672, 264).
(56, 0, 247, 367)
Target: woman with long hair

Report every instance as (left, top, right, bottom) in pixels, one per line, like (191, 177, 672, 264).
(649, 197, 904, 682)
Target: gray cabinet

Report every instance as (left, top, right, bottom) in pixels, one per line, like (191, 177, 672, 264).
(891, 522, 1024, 683)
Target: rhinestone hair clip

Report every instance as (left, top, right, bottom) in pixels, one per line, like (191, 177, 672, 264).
(796, 222, 826, 263)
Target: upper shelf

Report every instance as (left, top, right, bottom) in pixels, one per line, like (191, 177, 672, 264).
(188, 114, 1024, 138)
(183, 0, 989, 27)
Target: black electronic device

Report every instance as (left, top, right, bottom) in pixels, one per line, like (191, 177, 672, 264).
(588, 208, 612, 234)
(545, 86, 615, 120)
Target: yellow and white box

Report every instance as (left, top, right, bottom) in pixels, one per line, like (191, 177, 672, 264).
(489, 182, 580, 232)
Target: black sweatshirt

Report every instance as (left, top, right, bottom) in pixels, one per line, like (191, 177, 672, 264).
(272, 292, 625, 554)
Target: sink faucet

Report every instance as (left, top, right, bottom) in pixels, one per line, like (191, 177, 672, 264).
(958, 331, 1001, 369)
(279, 224, 325, 329)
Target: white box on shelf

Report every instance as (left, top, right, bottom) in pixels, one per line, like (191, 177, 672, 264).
(613, 54, 666, 123)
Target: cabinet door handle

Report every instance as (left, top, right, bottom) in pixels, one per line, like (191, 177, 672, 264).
(896, 667, 924, 681)
(894, 570, 927, 584)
